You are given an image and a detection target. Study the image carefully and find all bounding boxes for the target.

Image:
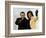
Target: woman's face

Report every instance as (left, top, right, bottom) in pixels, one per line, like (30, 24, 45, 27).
(28, 13, 32, 19)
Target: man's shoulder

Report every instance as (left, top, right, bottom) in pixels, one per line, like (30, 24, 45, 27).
(16, 18, 21, 20)
(24, 18, 28, 21)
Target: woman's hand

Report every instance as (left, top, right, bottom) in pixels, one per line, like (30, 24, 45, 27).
(35, 10, 38, 16)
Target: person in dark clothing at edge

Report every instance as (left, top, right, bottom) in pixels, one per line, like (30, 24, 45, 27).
(15, 12, 31, 30)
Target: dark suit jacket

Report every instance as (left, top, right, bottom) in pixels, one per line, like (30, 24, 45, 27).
(15, 18, 31, 30)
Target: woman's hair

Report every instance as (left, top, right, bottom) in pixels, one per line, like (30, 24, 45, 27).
(27, 11, 34, 18)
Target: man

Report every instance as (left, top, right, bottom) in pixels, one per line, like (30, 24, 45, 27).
(15, 12, 30, 30)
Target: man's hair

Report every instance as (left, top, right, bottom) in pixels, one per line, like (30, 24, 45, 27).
(20, 12, 25, 14)
(27, 11, 34, 18)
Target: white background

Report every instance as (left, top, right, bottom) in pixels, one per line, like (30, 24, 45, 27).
(0, 0, 46, 38)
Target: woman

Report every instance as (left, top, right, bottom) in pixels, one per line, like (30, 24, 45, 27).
(27, 10, 38, 29)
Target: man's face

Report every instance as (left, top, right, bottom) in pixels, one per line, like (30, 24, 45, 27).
(20, 13, 25, 19)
